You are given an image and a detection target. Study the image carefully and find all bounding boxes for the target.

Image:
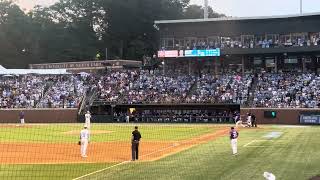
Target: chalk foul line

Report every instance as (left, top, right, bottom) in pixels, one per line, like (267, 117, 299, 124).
(72, 161, 129, 180)
(72, 129, 228, 180)
(72, 143, 180, 180)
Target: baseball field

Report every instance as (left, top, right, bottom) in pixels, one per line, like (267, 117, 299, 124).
(0, 123, 319, 180)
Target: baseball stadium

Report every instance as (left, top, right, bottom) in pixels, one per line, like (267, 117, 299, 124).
(1, 0, 320, 180)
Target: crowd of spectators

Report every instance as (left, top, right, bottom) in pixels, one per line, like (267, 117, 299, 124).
(122, 71, 195, 104)
(1, 71, 320, 109)
(114, 110, 235, 123)
(163, 33, 320, 50)
(98, 70, 139, 103)
(0, 75, 90, 109)
(0, 75, 46, 108)
(187, 74, 252, 104)
(98, 70, 195, 104)
(38, 75, 89, 108)
(253, 73, 320, 108)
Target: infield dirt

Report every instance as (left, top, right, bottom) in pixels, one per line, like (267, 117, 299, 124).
(0, 128, 229, 164)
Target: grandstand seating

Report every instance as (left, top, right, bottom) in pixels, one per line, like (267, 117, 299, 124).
(1, 71, 319, 108)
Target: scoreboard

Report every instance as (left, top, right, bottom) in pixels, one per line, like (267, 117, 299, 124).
(158, 49, 220, 58)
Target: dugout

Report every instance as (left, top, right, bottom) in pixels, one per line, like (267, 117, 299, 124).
(241, 108, 320, 125)
(88, 103, 239, 123)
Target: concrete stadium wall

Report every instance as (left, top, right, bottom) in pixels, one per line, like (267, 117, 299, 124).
(0, 109, 78, 123)
(241, 108, 320, 125)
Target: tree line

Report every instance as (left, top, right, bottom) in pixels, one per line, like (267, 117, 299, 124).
(0, 0, 225, 68)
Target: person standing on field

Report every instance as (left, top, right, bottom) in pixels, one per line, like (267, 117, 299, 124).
(80, 125, 90, 158)
(19, 111, 25, 124)
(251, 114, 257, 127)
(131, 126, 141, 161)
(235, 115, 245, 128)
(126, 113, 130, 123)
(85, 111, 91, 129)
(246, 113, 252, 127)
(230, 127, 239, 155)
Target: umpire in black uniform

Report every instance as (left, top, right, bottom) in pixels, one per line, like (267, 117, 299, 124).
(131, 126, 142, 161)
(251, 113, 257, 127)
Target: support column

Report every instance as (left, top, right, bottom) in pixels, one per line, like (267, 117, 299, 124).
(242, 56, 245, 75)
(214, 57, 218, 75)
(317, 57, 320, 74)
(302, 57, 306, 73)
(111, 105, 115, 121)
(188, 59, 191, 75)
(274, 56, 278, 73)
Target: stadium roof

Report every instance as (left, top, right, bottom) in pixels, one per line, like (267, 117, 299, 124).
(0, 65, 69, 75)
(155, 12, 320, 24)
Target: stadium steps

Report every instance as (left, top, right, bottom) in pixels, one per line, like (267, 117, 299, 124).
(78, 87, 98, 115)
(247, 75, 258, 107)
(35, 81, 54, 108)
(185, 79, 198, 101)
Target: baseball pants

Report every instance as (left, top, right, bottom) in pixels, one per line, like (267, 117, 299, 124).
(85, 120, 91, 129)
(131, 141, 139, 160)
(231, 139, 238, 155)
(81, 139, 88, 157)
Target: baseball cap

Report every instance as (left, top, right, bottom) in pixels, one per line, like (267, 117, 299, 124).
(84, 124, 88, 128)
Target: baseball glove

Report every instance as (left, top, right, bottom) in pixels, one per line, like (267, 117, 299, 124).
(78, 141, 81, 145)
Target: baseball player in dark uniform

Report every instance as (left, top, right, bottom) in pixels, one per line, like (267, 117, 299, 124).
(251, 114, 257, 127)
(230, 127, 239, 155)
(131, 126, 141, 161)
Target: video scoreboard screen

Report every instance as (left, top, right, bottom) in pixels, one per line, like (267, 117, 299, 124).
(184, 49, 220, 57)
(157, 49, 220, 58)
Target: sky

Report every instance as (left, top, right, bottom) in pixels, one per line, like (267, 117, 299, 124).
(16, 0, 320, 17)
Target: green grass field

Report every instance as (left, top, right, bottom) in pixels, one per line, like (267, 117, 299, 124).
(0, 124, 319, 180)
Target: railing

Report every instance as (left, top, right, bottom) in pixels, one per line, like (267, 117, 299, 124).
(78, 93, 87, 115)
(36, 82, 54, 108)
(78, 87, 98, 115)
(114, 115, 234, 123)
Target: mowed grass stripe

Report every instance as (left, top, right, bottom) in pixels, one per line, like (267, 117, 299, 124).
(85, 126, 320, 180)
(0, 124, 220, 143)
(0, 163, 113, 180)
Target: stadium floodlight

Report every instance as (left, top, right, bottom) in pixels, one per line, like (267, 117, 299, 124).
(204, 0, 208, 19)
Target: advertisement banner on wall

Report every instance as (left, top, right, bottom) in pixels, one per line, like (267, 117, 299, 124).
(157, 50, 184, 58)
(184, 49, 220, 57)
(299, 115, 320, 124)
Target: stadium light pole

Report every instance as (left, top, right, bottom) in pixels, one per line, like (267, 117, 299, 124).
(300, 0, 303, 14)
(204, 0, 209, 19)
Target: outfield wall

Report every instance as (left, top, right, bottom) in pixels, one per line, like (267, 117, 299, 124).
(1, 107, 319, 124)
(0, 109, 78, 123)
(241, 108, 320, 125)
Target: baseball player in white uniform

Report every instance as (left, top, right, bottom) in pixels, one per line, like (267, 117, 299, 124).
(235, 116, 245, 128)
(246, 113, 252, 127)
(85, 111, 91, 129)
(80, 125, 90, 158)
(126, 114, 130, 123)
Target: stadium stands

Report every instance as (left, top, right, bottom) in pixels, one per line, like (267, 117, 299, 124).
(1, 71, 320, 108)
